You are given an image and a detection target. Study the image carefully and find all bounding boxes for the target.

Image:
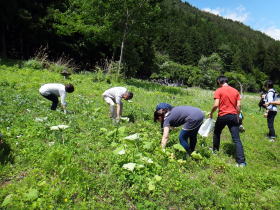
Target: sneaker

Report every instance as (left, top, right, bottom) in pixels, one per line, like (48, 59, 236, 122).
(269, 138, 275, 142)
(236, 162, 247, 167)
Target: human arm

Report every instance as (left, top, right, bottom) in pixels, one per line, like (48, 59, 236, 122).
(236, 100, 241, 114)
(209, 99, 219, 118)
(266, 101, 280, 106)
(161, 126, 170, 149)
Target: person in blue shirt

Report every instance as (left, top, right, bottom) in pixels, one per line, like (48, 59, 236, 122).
(154, 103, 204, 156)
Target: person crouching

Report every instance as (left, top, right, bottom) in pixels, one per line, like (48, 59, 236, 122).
(154, 103, 204, 157)
(102, 87, 133, 122)
(39, 83, 74, 113)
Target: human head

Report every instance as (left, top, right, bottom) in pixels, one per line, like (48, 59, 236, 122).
(65, 84, 75, 93)
(123, 91, 133, 100)
(264, 80, 273, 89)
(155, 103, 172, 111)
(153, 109, 169, 123)
(216, 76, 228, 86)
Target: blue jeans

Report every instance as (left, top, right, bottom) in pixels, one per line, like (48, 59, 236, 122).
(213, 114, 246, 164)
(179, 126, 200, 154)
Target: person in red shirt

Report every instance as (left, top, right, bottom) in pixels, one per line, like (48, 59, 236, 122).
(209, 76, 246, 167)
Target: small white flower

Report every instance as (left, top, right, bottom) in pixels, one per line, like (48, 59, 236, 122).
(120, 117, 129, 122)
(50, 126, 59, 130)
(48, 142, 55, 146)
(124, 133, 139, 140)
(35, 117, 48, 122)
(122, 163, 136, 171)
(141, 157, 153, 163)
(50, 125, 69, 130)
(118, 149, 126, 155)
(57, 125, 69, 129)
(136, 164, 145, 169)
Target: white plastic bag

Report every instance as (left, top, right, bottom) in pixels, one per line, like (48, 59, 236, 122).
(198, 118, 215, 137)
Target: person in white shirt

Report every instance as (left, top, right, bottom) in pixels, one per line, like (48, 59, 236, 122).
(264, 80, 277, 141)
(39, 83, 74, 113)
(102, 87, 133, 120)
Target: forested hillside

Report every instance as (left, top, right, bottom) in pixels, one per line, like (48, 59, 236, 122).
(1, 0, 280, 90)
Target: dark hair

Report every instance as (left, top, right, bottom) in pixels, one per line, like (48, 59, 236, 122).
(154, 110, 161, 122)
(265, 80, 274, 89)
(216, 76, 228, 85)
(126, 91, 133, 100)
(65, 84, 74, 93)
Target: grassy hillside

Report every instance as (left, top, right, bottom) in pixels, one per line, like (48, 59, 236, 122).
(0, 64, 280, 209)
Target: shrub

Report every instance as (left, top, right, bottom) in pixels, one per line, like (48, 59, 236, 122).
(22, 59, 44, 70)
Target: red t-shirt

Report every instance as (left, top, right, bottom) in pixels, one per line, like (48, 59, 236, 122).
(214, 85, 240, 116)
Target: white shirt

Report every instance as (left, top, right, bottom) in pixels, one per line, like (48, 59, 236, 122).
(39, 83, 67, 106)
(265, 89, 277, 112)
(102, 87, 127, 104)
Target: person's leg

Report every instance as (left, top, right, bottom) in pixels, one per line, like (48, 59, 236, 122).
(119, 102, 123, 117)
(104, 97, 116, 118)
(179, 129, 191, 154)
(228, 115, 246, 164)
(213, 116, 226, 151)
(189, 126, 201, 153)
(41, 94, 58, 110)
(267, 111, 277, 138)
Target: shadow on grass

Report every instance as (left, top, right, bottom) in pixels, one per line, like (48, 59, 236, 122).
(126, 79, 188, 95)
(0, 137, 14, 165)
(222, 143, 236, 157)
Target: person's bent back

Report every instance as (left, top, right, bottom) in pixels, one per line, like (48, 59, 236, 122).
(39, 83, 74, 113)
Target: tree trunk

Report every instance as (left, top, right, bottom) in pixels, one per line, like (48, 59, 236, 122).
(118, 8, 129, 75)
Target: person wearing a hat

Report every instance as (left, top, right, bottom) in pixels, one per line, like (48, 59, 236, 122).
(154, 103, 204, 156)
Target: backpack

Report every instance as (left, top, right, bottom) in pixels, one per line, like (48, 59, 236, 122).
(258, 92, 267, 110)
(265, 89, 279, 101)
(258, 90, 279, 110)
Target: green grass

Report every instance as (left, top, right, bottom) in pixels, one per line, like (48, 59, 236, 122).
(0, 64, 280, 209)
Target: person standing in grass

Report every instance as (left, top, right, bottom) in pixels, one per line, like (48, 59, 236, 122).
(154, 103, 204, 157)
(39, 83, 74, 113)
(102, 87, 133, 121)
(263, 80, 277, 141)
(209, 76, 246, 167)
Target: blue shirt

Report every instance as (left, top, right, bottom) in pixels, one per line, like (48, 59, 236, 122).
(163, 106, 204, 130)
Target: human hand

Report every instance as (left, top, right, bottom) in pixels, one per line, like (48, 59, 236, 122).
(208, 112, 213, 118)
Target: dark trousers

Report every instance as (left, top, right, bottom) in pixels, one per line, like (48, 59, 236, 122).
(267, 111, 277, 138)
(179, 126, 200, 154)
(213, 114, 246, 164)
(41, 93, 58, 110)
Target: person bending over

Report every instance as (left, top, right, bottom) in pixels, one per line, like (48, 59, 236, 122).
(39, 83, 74, 113)
(102, 87, 133, 121)
(154, 103, 204, 157)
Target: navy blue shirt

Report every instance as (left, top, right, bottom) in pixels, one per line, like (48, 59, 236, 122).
(163, 106, 204, 130)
